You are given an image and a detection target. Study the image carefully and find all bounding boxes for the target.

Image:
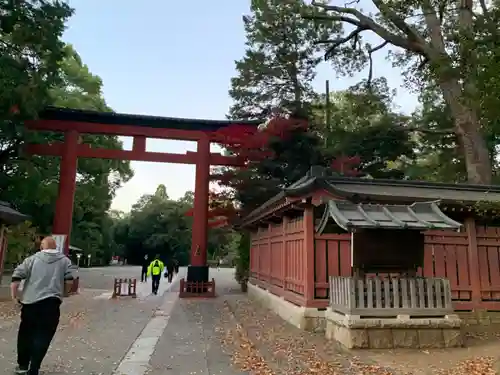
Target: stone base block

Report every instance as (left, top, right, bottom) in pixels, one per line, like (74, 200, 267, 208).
(325, 309, 464, 349)
(459, 310, 500, 325)
(247, 282, 325, 331)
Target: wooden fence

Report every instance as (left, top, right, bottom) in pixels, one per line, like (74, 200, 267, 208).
(250, 215, 500, 311)
(329, 276, 453, 317)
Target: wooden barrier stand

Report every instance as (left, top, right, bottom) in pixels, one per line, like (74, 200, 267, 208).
(112, 278, 137, 298)
(179, 278, 216, 298)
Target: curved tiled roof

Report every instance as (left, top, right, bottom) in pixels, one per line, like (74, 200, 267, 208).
(0, 201, 29, 225)
(317, 200, 462, 233)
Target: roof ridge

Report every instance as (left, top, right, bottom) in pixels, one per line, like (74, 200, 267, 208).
(323, 176, 500, 193)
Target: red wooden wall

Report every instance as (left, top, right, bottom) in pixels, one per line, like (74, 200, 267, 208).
(250, 217, 307, 306)
(250, 214, 500, 311)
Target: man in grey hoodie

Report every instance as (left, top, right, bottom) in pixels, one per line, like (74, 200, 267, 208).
(10, 236, 74, 375)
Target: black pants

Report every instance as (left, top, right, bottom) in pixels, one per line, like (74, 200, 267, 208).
(18, 297, 61, 373)
(167, 269, 173, 283)
(151, 275, 161, 294)
(141, 268, 148, 282)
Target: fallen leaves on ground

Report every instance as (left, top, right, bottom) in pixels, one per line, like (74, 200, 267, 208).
(219, 304, 276, 375)
(221, 298, 500, 375)
(429, 357, 497, 375)
(0, 301, 20, 319)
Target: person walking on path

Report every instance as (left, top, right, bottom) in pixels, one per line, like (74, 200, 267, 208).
(165, 260, 174, 283)
(216, 257, 221, 271)
(147, 255, 164, 295)
(140, 254, 149, 282)
(173, 259, 179, 275)
(10, 236, 74, 375)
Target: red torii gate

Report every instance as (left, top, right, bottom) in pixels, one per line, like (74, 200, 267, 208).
(25, 106, 261, 289)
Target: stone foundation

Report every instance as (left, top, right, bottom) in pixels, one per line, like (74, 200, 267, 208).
(325, 309, 464, 349)
(458, 310, 500, 325)
(247, 282, 325, 331)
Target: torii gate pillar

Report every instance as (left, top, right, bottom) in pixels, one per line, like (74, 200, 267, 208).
(52, 130, 79, 255)
(187, 136, 210, 283)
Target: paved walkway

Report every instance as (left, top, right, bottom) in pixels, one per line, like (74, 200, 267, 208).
(0, 267, 246, 375)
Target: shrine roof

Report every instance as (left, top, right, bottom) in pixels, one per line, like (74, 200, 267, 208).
(317, 200, 462, 232)
(292, 174, 500, 204)
(0, 201, 29, 225)
(241, 166, 500, 226)
(38, 107, 262, 132)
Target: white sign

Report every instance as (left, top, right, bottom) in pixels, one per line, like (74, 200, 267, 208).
(52, 234, 67, 254)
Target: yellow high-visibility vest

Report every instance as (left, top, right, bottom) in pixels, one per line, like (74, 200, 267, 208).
(147, 260, 164, 276)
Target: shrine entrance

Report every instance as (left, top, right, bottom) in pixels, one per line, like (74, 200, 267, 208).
(25, 107, 260, 290)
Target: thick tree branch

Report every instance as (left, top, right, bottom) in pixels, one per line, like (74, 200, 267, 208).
(309, 0, 427, 54)
(314, 26, 368, 59)
(478, 0, 490, 17)
(420, 0, 447, 54)
(371, 0, 426, 43)
(403, 126, 454, 135)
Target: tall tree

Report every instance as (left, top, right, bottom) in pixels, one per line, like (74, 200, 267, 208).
(307, 0, 498, 184)
(0, 0, 73, 167)
(1, 44, 132, 265)
(229, 0, 336, 119)
(216, 0, 336, 213)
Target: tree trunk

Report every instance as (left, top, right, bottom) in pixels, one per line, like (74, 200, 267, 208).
(440, 79, 492, 184)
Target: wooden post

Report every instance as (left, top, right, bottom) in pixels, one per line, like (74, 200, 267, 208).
(281, 216, 288, 289)
(0, 224, 6, 281)
(304, 205, 315, 306)
(465, 217, 482, 309)
(52, 130, 79, 255)
(267, 223, 272, 283)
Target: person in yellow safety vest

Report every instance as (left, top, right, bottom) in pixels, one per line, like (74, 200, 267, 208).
(147, 255, 164, 295)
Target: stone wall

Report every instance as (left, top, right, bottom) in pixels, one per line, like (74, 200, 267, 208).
(247, 283, 325, 331)
(325, 309, 464, 349)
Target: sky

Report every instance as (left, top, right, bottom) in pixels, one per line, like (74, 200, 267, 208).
(63, 0, 418, 212)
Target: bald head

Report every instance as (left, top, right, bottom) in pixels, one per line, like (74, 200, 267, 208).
(40, 236, 57, 250)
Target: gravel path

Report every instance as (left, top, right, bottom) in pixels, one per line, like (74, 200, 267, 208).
(0, 266, 171, 375)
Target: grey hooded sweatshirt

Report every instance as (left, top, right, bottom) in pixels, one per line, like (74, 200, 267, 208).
(12, 250, 74, 304)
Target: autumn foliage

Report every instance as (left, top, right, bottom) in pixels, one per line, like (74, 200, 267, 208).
(185, 115, 362, 225)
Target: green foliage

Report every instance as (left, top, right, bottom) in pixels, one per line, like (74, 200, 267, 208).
(235, 231, 250, 284)
(5, 221, 37, 268)
(472, 201, 500, 219)
(110, 188, 237, 266)
(0, 33, 132, 264)
(0, 0, 73, 167)
(229, 0, 337, 119)
(314, 79, 416, 179)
